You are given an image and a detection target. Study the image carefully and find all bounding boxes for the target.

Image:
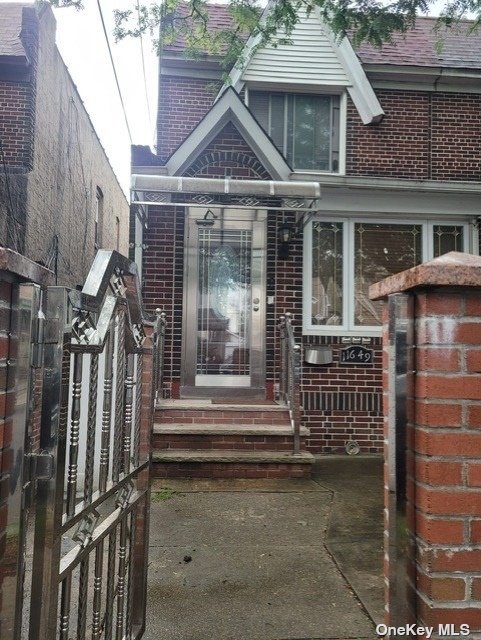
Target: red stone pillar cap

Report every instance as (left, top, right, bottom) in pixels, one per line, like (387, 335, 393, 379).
(369, 252, 481, 301)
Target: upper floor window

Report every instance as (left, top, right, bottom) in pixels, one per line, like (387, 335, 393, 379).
(304, 218, 469, 335)
(249, 91, 341, 172)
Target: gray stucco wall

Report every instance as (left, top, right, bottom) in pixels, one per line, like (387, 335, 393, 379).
(25, 6, 129, 287)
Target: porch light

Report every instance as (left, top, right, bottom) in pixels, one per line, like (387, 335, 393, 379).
(278, 223, 294, 259)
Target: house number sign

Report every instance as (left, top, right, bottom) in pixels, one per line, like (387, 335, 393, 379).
(340, 345, 373, 365)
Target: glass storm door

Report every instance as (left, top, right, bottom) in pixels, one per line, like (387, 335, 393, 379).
(183, 209, 266, 391)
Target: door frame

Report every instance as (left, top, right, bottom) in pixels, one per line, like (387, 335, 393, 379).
(181, 207, 267, 397)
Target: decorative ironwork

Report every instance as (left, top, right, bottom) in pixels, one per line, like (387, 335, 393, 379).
(143, 190, 170, 203)
(72, 511, 100, 547)
(131, 322, 145, 348)
(192, 193, 215, 204)
(116, 480, 134, 510)
(110, 268, 126, 297)
(72, 309, 98, 345)
(23, 250, 160, 640)
(282, 197, 306, 209)
(237, 196, 261, 207)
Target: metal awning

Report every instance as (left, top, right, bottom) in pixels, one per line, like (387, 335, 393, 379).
(131, 174, 322, 211)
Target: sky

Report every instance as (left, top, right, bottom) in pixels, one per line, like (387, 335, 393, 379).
(53, 0, 159, 196)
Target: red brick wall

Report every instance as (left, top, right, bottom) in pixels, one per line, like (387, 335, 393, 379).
(142, 205, 184, 398)
(157, 75, 221, 162)
(0, 81, 35, 169)
(183, 122, 271, 179)
(430, 93, 481, 181)
(347, 90, 481, 181)
(380, 284, 481, 629)
(0, 7, 37, 170)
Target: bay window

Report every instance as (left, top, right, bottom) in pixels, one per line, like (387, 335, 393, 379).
(304, 219, 469, 334)
(249, 91, 341, 172)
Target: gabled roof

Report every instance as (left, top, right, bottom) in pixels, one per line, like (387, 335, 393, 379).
(165, 87, 292, 180)
(356, 18, 481, 69)
(224, 4, 384, 124)
(0, 3, 31, 64)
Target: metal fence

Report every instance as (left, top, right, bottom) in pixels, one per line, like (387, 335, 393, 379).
(1, 249, 160, 640)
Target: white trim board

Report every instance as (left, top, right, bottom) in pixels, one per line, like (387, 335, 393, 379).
(165, 87, 292, 180)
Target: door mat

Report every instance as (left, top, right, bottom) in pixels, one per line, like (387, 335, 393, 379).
(211, 399, 277, 405)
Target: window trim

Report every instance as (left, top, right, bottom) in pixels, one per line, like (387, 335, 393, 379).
(303, 216, 471, 336)
(248, 89, 347, 176)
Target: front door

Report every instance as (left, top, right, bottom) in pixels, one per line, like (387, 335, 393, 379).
(182, 208, 266, 395)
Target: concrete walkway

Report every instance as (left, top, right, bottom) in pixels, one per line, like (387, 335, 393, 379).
(145, 456, 384, 640)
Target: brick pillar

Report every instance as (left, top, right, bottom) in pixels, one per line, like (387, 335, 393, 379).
(371, 252, 481, 634)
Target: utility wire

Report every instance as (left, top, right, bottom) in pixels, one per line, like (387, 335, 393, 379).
(136, 0, 153, 134)
(96, 0, 133, 143)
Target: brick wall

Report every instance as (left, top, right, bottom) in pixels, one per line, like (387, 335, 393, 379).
(184, 122, 271, 179)
(142, 205, 184, 398)
(374, 255, 481, 630)
(347, 90, 481, 181)
(0, 4, 129, 288)
(157, 75, 222, 162)
(0, 6, 37, 171)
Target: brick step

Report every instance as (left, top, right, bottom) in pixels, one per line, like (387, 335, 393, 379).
(157, 409, 291, 425)
(157, 400, 288, 412)
(152, 450, 314, 479)
(156, 400, 290, 425)
(153, 423, 309, 452)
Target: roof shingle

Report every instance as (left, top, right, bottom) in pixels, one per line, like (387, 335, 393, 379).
(164, 3, 481, 70)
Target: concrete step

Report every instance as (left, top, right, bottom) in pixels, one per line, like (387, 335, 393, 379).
(153, 423, 309, 436)
(153, 450, 314, 464)
(152, 449, 314, 479)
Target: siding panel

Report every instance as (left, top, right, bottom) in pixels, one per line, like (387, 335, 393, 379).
(242, 11, 350, 86)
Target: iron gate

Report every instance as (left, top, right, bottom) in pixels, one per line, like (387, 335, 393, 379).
(10, 251, 160, 640)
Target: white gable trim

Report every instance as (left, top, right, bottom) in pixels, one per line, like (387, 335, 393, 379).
(166, 87, 292, 180)
(328, 33, 384, 124)
(219, 6, 384, 125)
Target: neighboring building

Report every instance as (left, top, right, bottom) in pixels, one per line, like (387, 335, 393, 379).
(0, 2, 129, 287)
(131, 5, 481, 472)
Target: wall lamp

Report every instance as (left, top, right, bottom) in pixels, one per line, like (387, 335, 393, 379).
(196, 209, 218, 227)
(278, 223, 295, 259)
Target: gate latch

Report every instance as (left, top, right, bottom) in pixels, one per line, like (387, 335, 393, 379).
(29, 451, 54, 481)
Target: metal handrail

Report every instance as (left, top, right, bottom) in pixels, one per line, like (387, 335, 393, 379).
(154, 308, 167, 403)
(278, 313, 302, 455)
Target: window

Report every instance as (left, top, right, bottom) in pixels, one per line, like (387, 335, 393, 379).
(94, 187, 103, 249)
(249, 91, 341, 172)
(304, 219, 469, 335)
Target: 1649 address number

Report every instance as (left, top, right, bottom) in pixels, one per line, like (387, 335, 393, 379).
(339, 345, 373, 365)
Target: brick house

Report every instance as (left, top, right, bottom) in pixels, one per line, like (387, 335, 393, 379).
(0, 2, 129, 288)
(131, 5, 481, 477)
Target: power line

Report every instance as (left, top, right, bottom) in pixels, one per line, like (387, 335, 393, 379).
(96, 0, 133, 144)
(136, 0, 153, 134)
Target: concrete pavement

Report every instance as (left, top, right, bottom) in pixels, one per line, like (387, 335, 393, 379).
(145, 456, 384, 640)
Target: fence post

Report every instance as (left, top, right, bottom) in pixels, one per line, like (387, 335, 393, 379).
(371, 252, 481, 634)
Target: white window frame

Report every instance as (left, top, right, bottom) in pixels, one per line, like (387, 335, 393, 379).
(247, 89, 347, 176)
(303, 217, 471, 336)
